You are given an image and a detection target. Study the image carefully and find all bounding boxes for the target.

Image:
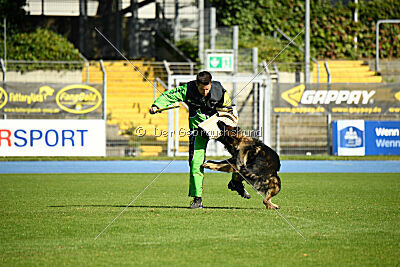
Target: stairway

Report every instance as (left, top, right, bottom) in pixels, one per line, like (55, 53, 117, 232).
(83, 61, 190, 156)
(313, 60, 382, 83)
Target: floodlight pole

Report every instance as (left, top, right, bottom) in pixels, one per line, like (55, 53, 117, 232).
(210, 7, 216, 49)
(354, 0, 358, 50)
(198, 0, 204, 65)
(174, 0, 180, 43)
(232, 25, 239, 105)
(304, 0, 311, 85)
(3, 17, 6, 75)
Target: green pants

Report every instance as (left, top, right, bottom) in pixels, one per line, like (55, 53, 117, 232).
(188, 133, 208, 197)
(188, 133, 237, 197)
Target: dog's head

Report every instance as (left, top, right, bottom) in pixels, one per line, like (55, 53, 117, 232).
(218, 121, 243, 138)
(217, 121, 246, 153)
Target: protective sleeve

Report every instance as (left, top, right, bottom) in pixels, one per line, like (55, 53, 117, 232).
(152, 84, 188, 111)
(222, 91, 232, 107)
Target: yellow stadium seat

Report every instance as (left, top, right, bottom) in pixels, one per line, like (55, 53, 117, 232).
(84, 60, 190, 156)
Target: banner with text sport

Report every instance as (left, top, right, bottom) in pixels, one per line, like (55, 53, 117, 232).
(0, 120, 106, 156)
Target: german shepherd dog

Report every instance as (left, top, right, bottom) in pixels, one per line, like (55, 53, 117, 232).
(202, 121, 281, 209)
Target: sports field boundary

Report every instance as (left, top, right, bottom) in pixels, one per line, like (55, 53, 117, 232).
(1, 160, 399, 174)
(1, 155, 400, 161)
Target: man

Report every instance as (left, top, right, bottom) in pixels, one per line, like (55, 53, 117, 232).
(149, 71, 250, 209)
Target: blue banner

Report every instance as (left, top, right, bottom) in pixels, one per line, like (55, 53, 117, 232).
(365, 121, 400, 155)
(333, 120, 400, 156)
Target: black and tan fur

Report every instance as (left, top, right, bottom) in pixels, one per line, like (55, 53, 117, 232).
(202, 121, 281, 209)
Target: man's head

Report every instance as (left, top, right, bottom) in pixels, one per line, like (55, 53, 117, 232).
(196, 71, 212, 96)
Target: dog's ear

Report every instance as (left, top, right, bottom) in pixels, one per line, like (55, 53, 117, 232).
(227, 126, 243, 139)
(217, 121, 229, 131)
(218, 121, 243, 139)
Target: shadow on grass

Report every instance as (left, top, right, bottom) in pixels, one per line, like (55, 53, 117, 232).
(48, 204, 259, 210)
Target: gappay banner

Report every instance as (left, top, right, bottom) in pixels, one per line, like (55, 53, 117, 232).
(0, 82, 103, 115)
(273, 83, 400, 115)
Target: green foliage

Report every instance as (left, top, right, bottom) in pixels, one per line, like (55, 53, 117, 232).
(176, 39, 199, 63)
(240, 35, 304, 63)
(0, 28, 82, 71)
(210, 0, 400, 60)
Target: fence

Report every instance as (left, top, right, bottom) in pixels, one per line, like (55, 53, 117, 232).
(2, 59, 399, 157)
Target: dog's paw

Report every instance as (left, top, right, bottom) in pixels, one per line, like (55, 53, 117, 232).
(202, 162, 211, 169)
(265, 202, 280, 210)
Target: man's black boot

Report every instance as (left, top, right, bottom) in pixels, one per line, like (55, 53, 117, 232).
(228, 180, 251, 199)
(189, 197, 203, 209)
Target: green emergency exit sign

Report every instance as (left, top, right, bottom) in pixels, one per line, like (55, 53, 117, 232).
(206, 53, 234, 72)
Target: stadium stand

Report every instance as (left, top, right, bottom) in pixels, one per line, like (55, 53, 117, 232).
(82, 61, 190, 156)
(313, 60, 382, 83)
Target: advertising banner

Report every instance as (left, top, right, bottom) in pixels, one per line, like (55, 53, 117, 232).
(332, 120, 400, 156)
(0, 120, 105, 156)
(332, 120, 365, 156)
(0, 82, 103, 116)
(365, 121, 400, 155)
(273, 83, 400, 115)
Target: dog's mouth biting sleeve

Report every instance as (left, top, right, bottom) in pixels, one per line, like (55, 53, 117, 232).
(198, 106, 238, 139)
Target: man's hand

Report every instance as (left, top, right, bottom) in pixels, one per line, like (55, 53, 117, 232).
(149, 106, 158, 114)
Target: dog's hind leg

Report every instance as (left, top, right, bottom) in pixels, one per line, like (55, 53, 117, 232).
(263, 176, 281, 209)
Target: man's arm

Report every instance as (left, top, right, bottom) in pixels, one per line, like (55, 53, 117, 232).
(150, 84, 188, 113)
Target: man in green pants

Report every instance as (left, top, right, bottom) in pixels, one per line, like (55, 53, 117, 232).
(149, 71, 250, 209)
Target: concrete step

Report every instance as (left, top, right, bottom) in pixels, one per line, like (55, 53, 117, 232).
(313, 68, 373, 75)
(313, 77, 382, 83)
(313, 73, 378, 79)
(141, 145, 163, 153)
(89, 73, 156, 80)
(107, 118, 188, 127)
(312, 60, 381, 83)
(315, 60, 366, 67)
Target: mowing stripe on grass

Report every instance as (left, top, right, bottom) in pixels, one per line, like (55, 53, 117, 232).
(94, 159, 175, 240)
(227, 162, 306, 240)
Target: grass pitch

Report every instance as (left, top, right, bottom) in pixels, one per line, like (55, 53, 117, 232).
(1, 172, 399, 266)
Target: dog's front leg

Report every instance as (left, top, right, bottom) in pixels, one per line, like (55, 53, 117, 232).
(202, 159, 236, 173)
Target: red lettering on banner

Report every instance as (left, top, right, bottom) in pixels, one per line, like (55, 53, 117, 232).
(0, 129, 12, 147)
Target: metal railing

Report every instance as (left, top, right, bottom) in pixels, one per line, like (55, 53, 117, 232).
(99, 59, 107, 120)
(324, 61, 331, 84)
(79, 53, 90, 83)
(0, 58, 6, 82)
(375, 19, 400, 72)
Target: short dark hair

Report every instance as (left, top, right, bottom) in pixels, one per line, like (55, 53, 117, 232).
(196, 71, 212, 85)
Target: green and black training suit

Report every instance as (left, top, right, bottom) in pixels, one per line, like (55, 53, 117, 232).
(152, 80, 232, 197)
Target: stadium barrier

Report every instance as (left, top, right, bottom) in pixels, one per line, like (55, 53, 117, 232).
(2, 60, 399, 157)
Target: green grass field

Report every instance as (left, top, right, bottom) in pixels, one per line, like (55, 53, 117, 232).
(1, 172, 399, 266)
